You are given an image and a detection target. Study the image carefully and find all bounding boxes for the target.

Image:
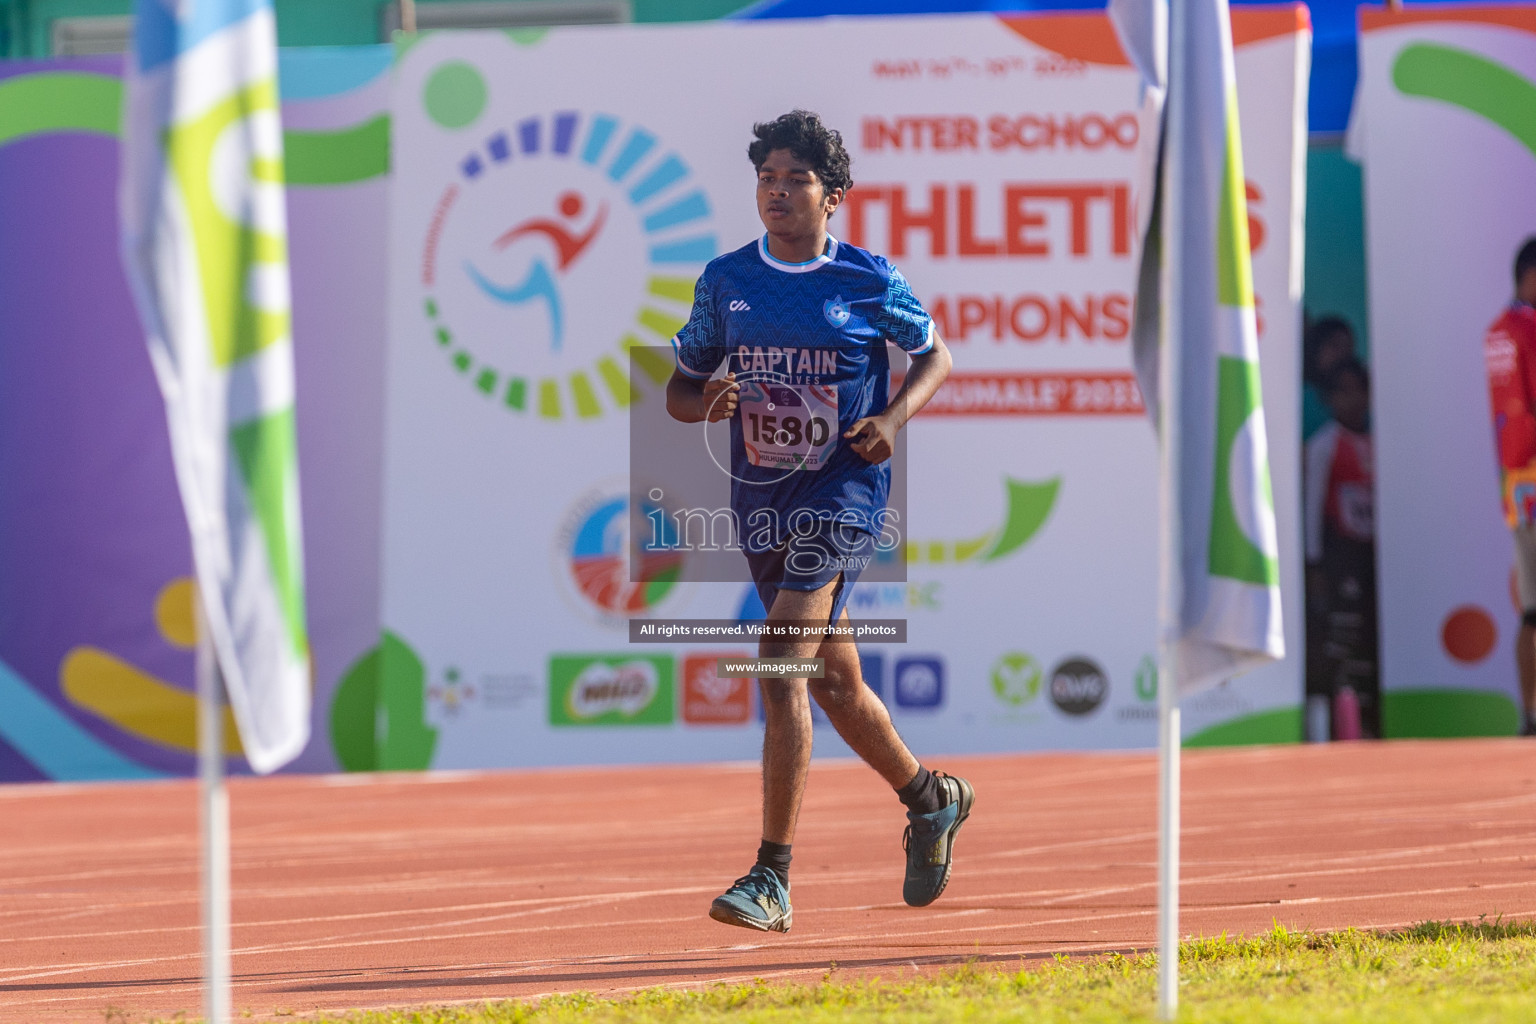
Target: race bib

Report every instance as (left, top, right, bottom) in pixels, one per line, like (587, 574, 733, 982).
(739, 379, 839, 471)
(1336, 482, 1374, 540)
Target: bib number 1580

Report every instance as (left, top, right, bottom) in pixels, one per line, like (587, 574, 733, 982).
(746, 412, 831, 449)
(739, 380, 839, 471)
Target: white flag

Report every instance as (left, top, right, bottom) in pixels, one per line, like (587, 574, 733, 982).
(1112, 0, 1285, 694)
(120, 0, 310, 772)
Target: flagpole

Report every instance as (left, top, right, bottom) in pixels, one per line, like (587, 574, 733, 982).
(1156, 653, 1181, 1020)
(1157, 0, 1188, 1016)
(197, 605, 231, 1024)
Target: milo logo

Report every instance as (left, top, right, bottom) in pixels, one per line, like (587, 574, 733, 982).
(549, 654, 674, 725)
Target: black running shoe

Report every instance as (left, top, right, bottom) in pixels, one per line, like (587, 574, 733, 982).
(902, 772, 974, 907)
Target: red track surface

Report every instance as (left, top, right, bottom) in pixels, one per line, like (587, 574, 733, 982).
(4, 739, 1536, 1023)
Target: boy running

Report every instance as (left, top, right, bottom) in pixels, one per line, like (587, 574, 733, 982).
(665, 110, 971, 932)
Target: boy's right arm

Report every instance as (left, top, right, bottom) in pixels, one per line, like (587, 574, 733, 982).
(668, 268, 732, 423)
(667, 370, 739, 423)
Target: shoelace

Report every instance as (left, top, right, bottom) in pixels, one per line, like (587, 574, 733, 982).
(728, 867, 784, 903)
(902, 816, 944, 852)
(902, 775, 955, 852)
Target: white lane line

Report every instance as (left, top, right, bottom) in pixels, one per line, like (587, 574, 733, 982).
(12, 873, 1533, 987)
(6, 839, 1532, 959)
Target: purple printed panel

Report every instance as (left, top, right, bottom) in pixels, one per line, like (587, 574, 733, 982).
(0, 58, 204, 777)
(0, 53, 391, 779)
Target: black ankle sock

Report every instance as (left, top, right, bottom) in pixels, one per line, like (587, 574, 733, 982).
(896, 766, 944, 816)
(755, 840, 792, 885)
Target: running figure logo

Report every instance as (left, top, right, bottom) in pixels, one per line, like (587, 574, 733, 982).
(464, 190, 608, 352)
(416, 107, 718, 420)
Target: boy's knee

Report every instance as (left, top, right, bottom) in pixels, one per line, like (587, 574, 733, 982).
(759, 678, 808, 708)
(808, 662, 858, 708)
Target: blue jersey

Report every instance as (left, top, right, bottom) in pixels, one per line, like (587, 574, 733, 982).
(672, 235, 935, 550)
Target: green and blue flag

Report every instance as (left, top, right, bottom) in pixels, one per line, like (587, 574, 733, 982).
(1112, 0, 1285, 694)
(120, 0, 309, 772)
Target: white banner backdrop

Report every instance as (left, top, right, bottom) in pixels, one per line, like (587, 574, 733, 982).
(379, 10, 1309, 768)
(1352, 6, 1536, 734)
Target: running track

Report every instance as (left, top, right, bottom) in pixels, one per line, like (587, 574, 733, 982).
(4, 739, 1535, 1022)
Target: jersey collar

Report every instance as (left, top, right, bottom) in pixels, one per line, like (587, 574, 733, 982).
(757, 234, 838, 274)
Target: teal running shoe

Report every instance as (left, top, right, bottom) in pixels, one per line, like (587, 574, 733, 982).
(902, 772, 975, 907)
(709, 865, 793, 932)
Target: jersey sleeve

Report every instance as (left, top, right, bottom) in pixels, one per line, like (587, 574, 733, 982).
(875, 266, 936, 355)
(671, 272, 726, 380)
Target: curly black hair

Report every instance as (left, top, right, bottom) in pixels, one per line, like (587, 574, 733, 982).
(747, 110, 853, 196)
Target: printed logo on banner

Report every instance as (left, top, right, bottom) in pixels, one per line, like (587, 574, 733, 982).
(1135, 655, 1158, 701)
(1117, 655, 1160, 722)
(682, 653, 752, 725)
(481, 673, 542, 711)
(413, 84, 716, 420)
(426, 665, 478, 724)
(990, 652, 1042, 707)
(847, 581, 942, 612)
(549, 654, 674, 725)
(1182, 681, 1252, 718)
(907, 477, 1059, 566)
(1048, 656, 1109, 716)
(894, 657, 945, 709)
(555, 485, 686, 625)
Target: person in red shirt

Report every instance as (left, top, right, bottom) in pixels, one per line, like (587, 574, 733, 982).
(1304, 358, 1378, 737)
(1485, 237, 1536, 736)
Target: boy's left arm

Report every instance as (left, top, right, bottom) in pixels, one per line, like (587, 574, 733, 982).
(846, 335, 952, 464)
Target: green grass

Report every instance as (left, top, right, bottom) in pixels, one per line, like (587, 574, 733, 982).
(295, 920, 1536, 1024)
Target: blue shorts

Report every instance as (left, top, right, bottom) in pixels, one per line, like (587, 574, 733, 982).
(745, 520, 874, 627)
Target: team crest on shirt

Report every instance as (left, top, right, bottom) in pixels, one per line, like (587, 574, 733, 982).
(824, 295, 852, 328)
